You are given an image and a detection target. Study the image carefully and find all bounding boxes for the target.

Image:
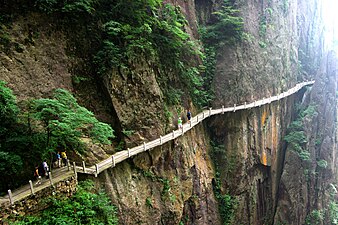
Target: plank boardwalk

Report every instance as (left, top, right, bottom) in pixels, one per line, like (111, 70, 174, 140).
(0, 81, 315, 207)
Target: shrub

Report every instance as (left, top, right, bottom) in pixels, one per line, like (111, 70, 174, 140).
(12, 180, 119, 225)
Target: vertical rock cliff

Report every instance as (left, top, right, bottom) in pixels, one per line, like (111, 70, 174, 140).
(0, 0, 336, 224)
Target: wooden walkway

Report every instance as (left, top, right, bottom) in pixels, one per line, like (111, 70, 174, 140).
(0, 81, 315, 207)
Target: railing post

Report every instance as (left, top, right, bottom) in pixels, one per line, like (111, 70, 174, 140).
(209, 108, 212, 116)
(181, 126, 184, 135)
(128, 148, 131, 157)
(73, 162, 77, 179)
(203, 112, 205, 118)
(254, 101, 256, 107)
(172, 130, 175, 138)
(29, 180, 34, 195)
(269, 96, 272, 103)
(112, 155, 115, 167)
(95, 164, 99, 177)
(222, 105, 224, 114)
(8, 189, 13, 205)
(48, 172, 53, 186)
(233, 104, 236, 112)
(143, 142, 146, 151)
(244, 102, 247, 109)
(160, 136, 162, 144)
(197, 115, 199, 122)
(277, 94, 279, 101)
(82, 161, 86, 173)
(67, 159, 70, 171)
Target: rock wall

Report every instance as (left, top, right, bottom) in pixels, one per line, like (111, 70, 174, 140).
(207, 91, 306, 224)
(99, 125, 219, 225)
(274, 51, 337, 225)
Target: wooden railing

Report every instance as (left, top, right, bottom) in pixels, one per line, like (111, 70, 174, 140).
(0, 80, 315, 206)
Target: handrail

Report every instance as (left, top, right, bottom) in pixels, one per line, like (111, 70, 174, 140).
(0, 80, 314, 206)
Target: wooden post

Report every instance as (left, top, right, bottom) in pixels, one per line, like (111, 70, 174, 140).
(82, 161, 86, 173)
(222, 105, 224, 114)
(29, 180, 34, 195)
(128, 148, 131, 157)
(160, 136, 162, 144)
(48, 172, 53, 186)
(203, 112, 205, 118)
(209, 108, 212, 116)
(244, 102, 247, 109)
(172, 130, 175, 138)
(197, 115, 199, 122)
(112, 155, 115, 167)
(8, 189, 13, 205)
(233, 104, 236, 112)
(143, 142, 146, 151)
(73, 162, 77, 179)
(95, 164, 99, 177)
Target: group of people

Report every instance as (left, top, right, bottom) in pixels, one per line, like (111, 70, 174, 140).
(54, 151, 68, 168)
(34, 150, 68, 185)
(178, 109, 191, 130)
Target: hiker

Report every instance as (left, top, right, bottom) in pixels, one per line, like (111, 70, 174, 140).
(187, 109, 191, 123)
(61, 150, 68, 166)
(56, 152, 61, 168)
(34, 166, 42, 185)
(178, 117, 183, 130)
(42, 161, 49, 177)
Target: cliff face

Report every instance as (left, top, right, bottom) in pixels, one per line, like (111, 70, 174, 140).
(274, 52, 337, 224)
(0, 0, 336, 224)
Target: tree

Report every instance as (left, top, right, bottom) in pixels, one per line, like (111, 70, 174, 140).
(0, 80, 19, 137)
(30, 88, 114, 157)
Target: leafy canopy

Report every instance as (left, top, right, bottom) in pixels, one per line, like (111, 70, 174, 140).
(0, 80, 19, 136)
(31, 88, 114, 153)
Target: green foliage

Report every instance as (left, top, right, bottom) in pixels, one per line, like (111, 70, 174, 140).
(300, 104, 318, 118)
(122, 129, 134, 137)
(0, 81, 19, 136)
(30, 88, 114, 154)
(284, 131, 307, 144)
(282, 0, 289, 14)
(305, 209, 324, 225)
(12, 180, 118, 225)
(317, 159, 328, 169)
(213, 172, 237, 225)
(146, 197, 153, 208)
(329, 200, 338, 224)
(164, 87, 183, 106)
(201, 0, 244, 46)
(0, 84, 114, 193)
(35, 0, 96, 14)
